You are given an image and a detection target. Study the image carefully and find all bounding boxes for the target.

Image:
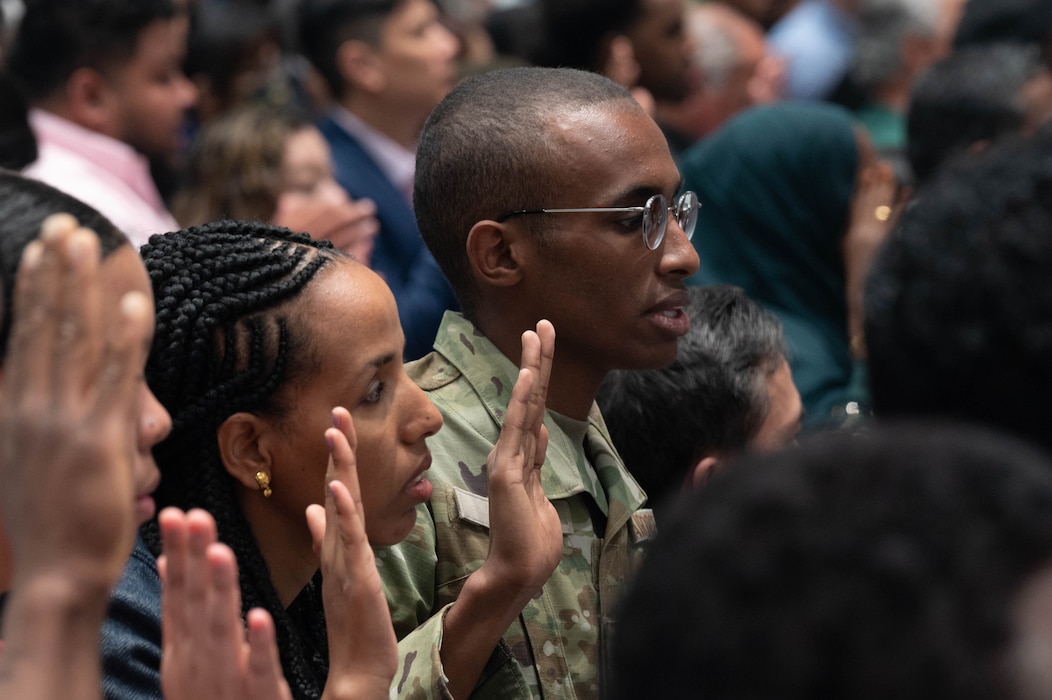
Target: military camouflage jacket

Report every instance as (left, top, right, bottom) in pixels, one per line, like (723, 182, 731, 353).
(378, 312, 650, 700)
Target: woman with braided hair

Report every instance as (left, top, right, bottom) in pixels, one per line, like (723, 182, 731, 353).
(0, 173, 298, 700)
(137, 219, 555, 700)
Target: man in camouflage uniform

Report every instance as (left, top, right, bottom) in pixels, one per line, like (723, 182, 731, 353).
(378, 66, 700, 699)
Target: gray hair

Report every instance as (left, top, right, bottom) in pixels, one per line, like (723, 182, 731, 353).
(850, 0, 940, 95)
(689, 9, 742, 91)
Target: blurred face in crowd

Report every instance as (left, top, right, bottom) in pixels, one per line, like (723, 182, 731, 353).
(750, 358, 803, 452)
(375, 0, 459, 120)
(279, 126, 377, 266)
(1020, 67, 1052, 133)
(108, 15, 198, 161)
(626, 0, 698, 101)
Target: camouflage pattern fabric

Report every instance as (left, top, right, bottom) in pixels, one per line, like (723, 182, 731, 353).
(377, 312, 649, 699)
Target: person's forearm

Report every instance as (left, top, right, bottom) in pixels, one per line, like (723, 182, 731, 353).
(0, 575, 112, 700)
(844, 221, 886, 358)
(439, 565, 538, 699)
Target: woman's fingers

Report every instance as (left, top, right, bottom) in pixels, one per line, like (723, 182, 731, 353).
(244, 609, 293, 700)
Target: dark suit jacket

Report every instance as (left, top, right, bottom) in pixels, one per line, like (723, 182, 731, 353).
(318, 114, 458, 361)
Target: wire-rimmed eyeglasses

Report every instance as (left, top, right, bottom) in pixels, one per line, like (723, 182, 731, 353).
(495, 191, 700, 250)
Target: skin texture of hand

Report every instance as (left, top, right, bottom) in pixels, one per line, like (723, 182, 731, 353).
(843, 159, 898, 358)
(440, 320, 562, 699)
(158, 508, 292, 700)
(305, 407, 398, 700)
(477, 320, 561, 591)
(273, 196, 379, 266)
(0, 214, 150, 700)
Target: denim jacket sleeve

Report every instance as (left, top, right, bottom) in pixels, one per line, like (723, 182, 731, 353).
(100, 535, 163, 700)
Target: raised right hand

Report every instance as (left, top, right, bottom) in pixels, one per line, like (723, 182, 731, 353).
(479, 320, 561, 594)
(0, 214, 149, 595)
(306, 408, 398, 700)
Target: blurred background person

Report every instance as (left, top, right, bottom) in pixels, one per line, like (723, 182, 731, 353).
(598, 285, 801, 516)
(173, 106, 378, 264)
(657, 1, 785, 152)
(610, 422, 1052, 700)
(183, 3, 290, 127)
(768, 0, 861, 101)
(866, 132, 1052, 456)
(0, 0, 197, 248)
(527, 0, 697, 150)
(681, 102, 896, 429)
(839, 0, 961, 185)
(905, 42, 1052, 188)
(298, 0, 461, 361)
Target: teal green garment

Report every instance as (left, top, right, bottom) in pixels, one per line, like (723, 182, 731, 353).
(680, 102, 862, 427)
(856, 101, 906, 151)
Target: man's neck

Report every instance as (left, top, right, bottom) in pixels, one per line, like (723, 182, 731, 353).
(474, 310, 605, 422)
(340, 95, 422, 151)
(32, 99, 122, 143)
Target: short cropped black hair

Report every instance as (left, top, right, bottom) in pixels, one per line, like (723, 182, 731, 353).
(413, 66, 638, 319)
(6, 0, 175, 101)
(0, 0, 176, 168)
(611, 421, 1052, 699)
(865, 133, 1052, 453)
(297, 0, 404, 99)
(598, 285, 786, 509)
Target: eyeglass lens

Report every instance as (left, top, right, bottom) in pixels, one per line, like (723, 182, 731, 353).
(643, 193, 698, 250)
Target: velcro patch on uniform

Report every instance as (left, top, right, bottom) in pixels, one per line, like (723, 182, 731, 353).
(630, 509, 657, 543)
(454, 487, 490, 529)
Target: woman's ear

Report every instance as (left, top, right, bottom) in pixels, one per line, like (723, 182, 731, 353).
(465, 220, 525, 288)
(217, 412, 274, 492)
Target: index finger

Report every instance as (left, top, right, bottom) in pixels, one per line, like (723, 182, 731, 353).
(52, 226, 105, 407)
(524, 320, 555, 433)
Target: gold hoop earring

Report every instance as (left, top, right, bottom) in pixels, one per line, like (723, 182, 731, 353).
(254, 471, 272, 498)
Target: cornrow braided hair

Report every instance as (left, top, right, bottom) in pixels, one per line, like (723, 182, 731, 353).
(139, 220, 340, 700)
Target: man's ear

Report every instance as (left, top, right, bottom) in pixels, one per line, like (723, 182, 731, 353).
(64, 67, 119, 136)
(217, 412, 275, 491)
(335, 39, 386, 94)
(465, 219, 524, 288)
(689, 455, 721, 491)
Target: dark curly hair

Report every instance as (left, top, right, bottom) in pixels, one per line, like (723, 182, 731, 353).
(139, 220, 340, 699)
(866, 132, 1052, 453)
(610, 421, 1052, 699)
(414, 66, 637, 319)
